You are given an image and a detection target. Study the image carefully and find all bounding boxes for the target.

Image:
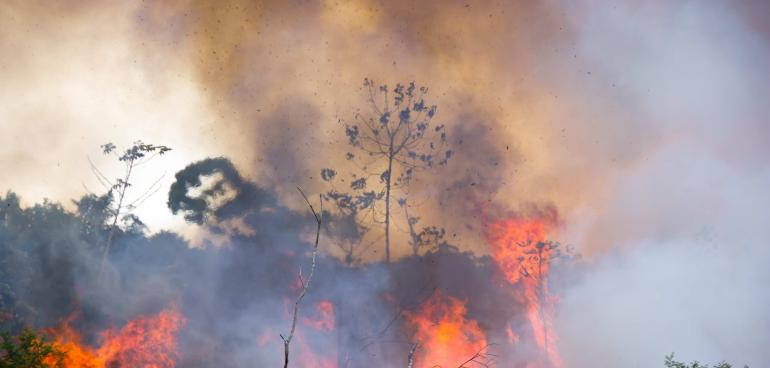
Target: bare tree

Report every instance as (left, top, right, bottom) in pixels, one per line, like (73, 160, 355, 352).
(94, 141, 171, 272)
(323, 79, 452, 262)
(281, 188, 322, 368)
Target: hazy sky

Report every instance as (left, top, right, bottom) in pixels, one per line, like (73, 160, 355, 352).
(1, 1, 769, 364)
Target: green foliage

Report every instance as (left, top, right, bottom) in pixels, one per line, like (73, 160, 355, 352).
(0, 190, 196, 331)
(0, 328, 63, 368)
(665, 353, 747, 368)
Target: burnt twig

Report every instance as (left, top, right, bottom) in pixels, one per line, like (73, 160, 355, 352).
(281, 187, 323, 368)
(407, 341, 419, 368)
(456, 344, 496, 368)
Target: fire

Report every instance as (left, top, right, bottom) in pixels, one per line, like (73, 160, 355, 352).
(485, 217, 562, 368)
(45, 306, 186, 368)
(295, 300, 337, 368)
(404, 291, 488, 368)
(301, 300, 336, 332)
(296, 332, 336, 368)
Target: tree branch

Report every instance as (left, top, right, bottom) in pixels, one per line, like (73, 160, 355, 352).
(282, 187, 323, 368)
(407, 341, 419, 368)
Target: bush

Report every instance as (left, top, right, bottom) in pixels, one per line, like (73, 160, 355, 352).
(665, 353, 747, 368)
(0, 328, 63, 368)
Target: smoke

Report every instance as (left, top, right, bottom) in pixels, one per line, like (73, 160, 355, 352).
(550, 2, 770, 367)
(1, 0, 769, 366)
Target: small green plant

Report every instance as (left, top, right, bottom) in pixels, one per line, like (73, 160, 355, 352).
(665, 353, 748, 368)
(0, 328, 63, 368)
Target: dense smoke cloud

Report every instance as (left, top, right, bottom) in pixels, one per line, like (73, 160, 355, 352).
(551, 2, 770, 367)
(1, 0, 769, 366)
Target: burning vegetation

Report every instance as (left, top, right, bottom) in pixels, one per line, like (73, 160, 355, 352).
(0, 80, 579, 367)
(2, 0, 767, 366)
(0, 78, 754, 368)
(485, 215, 563, 368)
(403, 291, 489, 368)
(44, 306, 185, 368)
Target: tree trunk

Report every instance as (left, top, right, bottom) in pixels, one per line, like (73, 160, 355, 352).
(384, 143, 393, 263)
(100, 160, 134, 273)
(406, 342, 418, 368)
(537, 245, 548, 360)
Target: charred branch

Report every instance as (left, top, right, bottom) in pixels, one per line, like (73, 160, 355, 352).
(281, 187, 323, 368)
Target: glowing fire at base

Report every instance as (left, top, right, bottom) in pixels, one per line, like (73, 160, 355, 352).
(485, 217, 563, 368)
(45, 306, 186, 368)
(404, 291, 488, 368)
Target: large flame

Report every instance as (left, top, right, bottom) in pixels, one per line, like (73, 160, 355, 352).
(404, 291, 488, 368)
(485, 217, 562, 368)
(45, 306, 186, 368)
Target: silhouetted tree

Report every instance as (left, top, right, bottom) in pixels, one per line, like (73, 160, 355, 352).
(323, 79, 452, 262)
(321, 168, 380, 265)
(94, 141, 171, 270)
(398, 197, 446, 256)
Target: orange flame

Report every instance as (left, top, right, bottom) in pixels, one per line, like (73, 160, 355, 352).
(486, 217, 562, 368)
(45, 306, 186, 368)
(404, 291, 488, 368)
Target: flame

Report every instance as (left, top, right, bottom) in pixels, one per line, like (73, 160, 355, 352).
(404, 291, 488, 368)
(295, 332, 337, 368)
(294, 300, 337, 368)
(301, 300, 336, 332)
(506, 324, 520, 344)
(485, 217, 562, 368)
(45, 306, 186, 368)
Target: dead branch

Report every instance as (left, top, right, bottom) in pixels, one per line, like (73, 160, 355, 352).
(456, 344, 496, 368)
(407, 341, 419, 368)
(281, 187, 323, 368)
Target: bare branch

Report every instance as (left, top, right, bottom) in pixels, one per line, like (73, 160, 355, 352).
(282, 187, 323, 368)
(407, 341, 419, 368)
(88, 156, 113, 190)
(128, 173, 165, 208)
(456, 344, 496, 368)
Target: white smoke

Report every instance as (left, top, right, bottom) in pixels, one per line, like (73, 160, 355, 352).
(555, 2, 770, 366)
